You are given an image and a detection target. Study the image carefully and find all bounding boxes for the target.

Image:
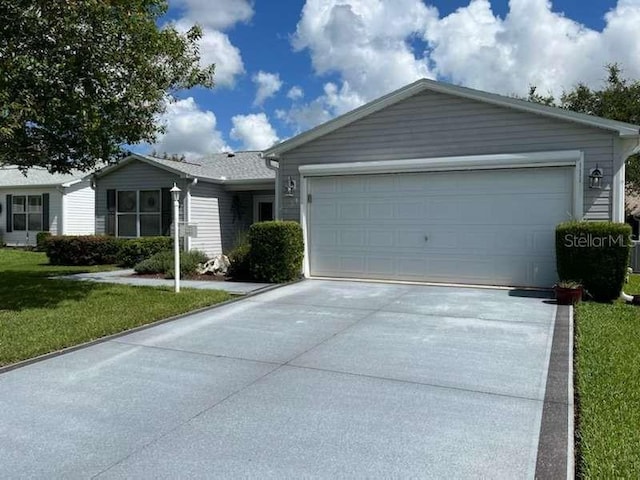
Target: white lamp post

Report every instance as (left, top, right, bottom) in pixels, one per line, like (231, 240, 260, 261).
(170, 183, 182, 293)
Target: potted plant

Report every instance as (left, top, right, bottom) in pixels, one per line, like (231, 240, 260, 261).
(554, 280, 584, 305)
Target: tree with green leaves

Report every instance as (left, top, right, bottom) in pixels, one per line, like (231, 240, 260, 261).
(527, 64, 640, 192)
(0, 1, 214, 173)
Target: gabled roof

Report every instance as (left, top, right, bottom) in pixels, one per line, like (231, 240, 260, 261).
(94, 151, 274, 184)
(0, 165, 87, 188)
(265, 78, 640, 157)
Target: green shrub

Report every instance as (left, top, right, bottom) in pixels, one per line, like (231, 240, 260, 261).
(45, 235, 123, 265)
(556, 221, 632, 302)
(133, 250, 173, 274)
(36, 232, 51, 251)
(248, 221, 304, 283)
(134, 249, 209, 278)
(227, 241, 251, 280)
(117, 236, 173, 267)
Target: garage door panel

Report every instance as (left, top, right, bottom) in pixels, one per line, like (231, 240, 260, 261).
(308, 168, 573, 288)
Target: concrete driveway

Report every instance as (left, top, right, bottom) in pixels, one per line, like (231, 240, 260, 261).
(0, 280, 571, 479)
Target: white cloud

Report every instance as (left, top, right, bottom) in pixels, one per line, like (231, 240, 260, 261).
(196, 28, 245, 88)
(285, 0, 640, 132)
(152, 97, 230, 158)
(422, 0, 623, 98)
(252, 71, 283, 106)
(293, 0, 435, 105)
(285, 0, 436, 130)
(174, 20, 244, 88)
(230, 113, 279, 150)
(287, 86, 304, 100)
(172, 0, 254, 88)
(173, 0, 254, 30)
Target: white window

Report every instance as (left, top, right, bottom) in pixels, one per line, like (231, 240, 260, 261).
(116, 190, 161, 237)
(253, 195, 275, 223)
(12, 195, 42, 231)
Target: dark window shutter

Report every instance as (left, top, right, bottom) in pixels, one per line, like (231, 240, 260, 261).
(6, 194, 12, 232)
(161, 188, 171, 236)
(106, 189, 116, 236)
(42, 193, 50, 231)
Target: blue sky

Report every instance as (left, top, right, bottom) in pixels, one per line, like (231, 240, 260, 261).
(149, 0, 638, 157)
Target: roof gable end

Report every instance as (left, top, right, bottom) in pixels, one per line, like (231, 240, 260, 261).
(265, 78, 640, 156)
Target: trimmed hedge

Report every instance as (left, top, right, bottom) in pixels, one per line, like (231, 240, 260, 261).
(556, 221, 632, 302)
(45, 235, 173, 267)
(133, 249, 208, 278)
(36, 232, 52, 251)
(117, 237, 173, 267)
(45, 235, 123, 266)
(248, 221, 304, 283)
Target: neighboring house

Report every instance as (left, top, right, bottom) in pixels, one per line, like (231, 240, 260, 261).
(92, 151, 275, 257)
(0, 166, 95, 246)
(264, 78, 640, 288)
(625, 190, 640, 240)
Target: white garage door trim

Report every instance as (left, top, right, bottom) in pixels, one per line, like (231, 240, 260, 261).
(298, 150, 584, 281)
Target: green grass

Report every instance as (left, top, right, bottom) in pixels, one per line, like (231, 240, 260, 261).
(0, 249, 232, 367)
(575, 274, 640, 478)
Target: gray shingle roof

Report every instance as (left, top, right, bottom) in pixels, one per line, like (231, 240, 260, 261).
(130, 151, 274, 182)
(0, 165, 87, 188)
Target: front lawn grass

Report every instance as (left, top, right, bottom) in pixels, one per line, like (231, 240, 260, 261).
(0, 249, 232, 367)
(575, 275, 640, 478)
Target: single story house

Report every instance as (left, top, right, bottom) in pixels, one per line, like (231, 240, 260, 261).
(92, 151, 275, 257)
(264, 78, 640, 288)
(0, 165, 95, 246)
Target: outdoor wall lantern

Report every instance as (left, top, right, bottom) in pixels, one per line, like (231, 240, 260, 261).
(589, 164, 603, 189)
(284, 176, 297, 197)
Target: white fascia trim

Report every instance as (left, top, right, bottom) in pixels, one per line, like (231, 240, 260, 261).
(299, 150, 583, 177)
(300, 176, 310, 277)
(60, 179, 82, 188)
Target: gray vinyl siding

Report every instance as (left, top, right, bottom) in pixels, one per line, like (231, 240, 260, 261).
(279, 89, 616, 222)
(95, 160, 185, 235)
(222, 190, 253, 253)
(189, 184, 256, 255)
(0, 187, 62, 246)
(62, 179, 95, 235)
(189, 183, 224, 257)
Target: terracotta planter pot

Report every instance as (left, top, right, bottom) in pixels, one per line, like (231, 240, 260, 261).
(554, 286, 583, 305)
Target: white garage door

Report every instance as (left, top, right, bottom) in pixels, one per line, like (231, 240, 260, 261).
(307, 167, 574, 288)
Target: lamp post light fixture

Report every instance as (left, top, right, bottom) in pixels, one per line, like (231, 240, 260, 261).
(170, 183, 182, 293)
(589, 164, 603, 189)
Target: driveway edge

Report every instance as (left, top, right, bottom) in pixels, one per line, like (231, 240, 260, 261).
(534, 304, 574, 479)
(0, 279, 302, 376)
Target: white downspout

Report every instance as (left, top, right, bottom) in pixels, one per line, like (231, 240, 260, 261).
(262, 153, 280, 220)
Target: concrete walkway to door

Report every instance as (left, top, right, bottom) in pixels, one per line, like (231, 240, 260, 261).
(0, 280, 571, 479)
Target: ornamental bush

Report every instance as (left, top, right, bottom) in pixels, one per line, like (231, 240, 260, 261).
(226, 231, 252, 281)
(45, 235, 123, 265)
(36, 232, 51, 251)
(116, 236, 173, 267)
(556, 221, 632, 302)
(133, 249, 208, 278)
(248, 221, 304, 283)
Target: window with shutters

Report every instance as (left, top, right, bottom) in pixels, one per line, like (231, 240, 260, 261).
(116, 190, 161, 237)
(12, 195, 42, 231)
